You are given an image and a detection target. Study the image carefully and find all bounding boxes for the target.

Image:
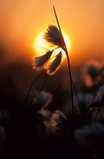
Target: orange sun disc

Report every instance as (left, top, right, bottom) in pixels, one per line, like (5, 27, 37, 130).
(34, 30, 71, 58)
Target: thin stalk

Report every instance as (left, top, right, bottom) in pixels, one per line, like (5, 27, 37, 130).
(40, 74, 49, 91)
(94, 106, 101, 122)
(53, 5, 61, 31)
(9, 70, 17, 99)
(72, 80, 82, 114)
(24, 70, 46, 108)
(53, 5, 74, 127)
(66, 50, 74, 121)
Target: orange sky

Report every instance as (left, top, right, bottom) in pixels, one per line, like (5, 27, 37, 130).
(1, 0, 104, 67)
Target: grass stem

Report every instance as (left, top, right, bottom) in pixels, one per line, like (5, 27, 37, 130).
(24, 70, 46, 109)
(53, 5, 74, 128)
(94, 106, 101, 122)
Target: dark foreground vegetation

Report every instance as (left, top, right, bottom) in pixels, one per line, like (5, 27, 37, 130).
(0, 57, 104, 159)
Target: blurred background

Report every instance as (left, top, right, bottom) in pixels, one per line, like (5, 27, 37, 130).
(0, 1, 104, 158)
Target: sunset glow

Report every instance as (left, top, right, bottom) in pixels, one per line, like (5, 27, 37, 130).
(1, 0, 104, 67)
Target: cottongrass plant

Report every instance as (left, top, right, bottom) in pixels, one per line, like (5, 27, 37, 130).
(88, 85, 104, 122)
(74, 122, 104, 159)
(83, 60, 104, 87)
(48, 51, 62, 74)
(33, 90, 53, 112)
(33, 6, 75, 129)
(33, 25, 64, 75)
(50, 109, 67, 128)
(32, 90, 54, 138)
(49, 109, 70, 137)
(74, 93, 93, 114)
(24, 90, 53, 139)
(74, 122, 104, 145)
(43, 25, 65, 50)
(89, 85, 104, 108)
(34, 50, 53, 70)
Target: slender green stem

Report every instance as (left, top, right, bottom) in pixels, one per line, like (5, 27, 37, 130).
(53, 5, 61, 31)
(24, 70, 46, 108)
(53, 5, 74, 127)
(9, 70, 17, 99)
(72, 80, 82, 114)
(40, 74, 49, 91)
(94, 106, 101, 122)
(66, 50, 74, 124)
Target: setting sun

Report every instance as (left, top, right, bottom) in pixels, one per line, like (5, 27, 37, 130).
(34, 30, 71, 58)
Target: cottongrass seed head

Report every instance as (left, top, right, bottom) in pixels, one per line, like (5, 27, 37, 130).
(48, 51, 62, 75)
(74, 122, 104, 145)
(33, 90, 53, 111)
(43, 25, 65, 50)
(89, 85, 104, 108)
(50, 109, 67, 128)
(33, 50, 53, 69)
(74, 93, 93, 113)
(33, 25, 66, 75)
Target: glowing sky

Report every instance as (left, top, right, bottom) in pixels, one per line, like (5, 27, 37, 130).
(1, 0, 104, 66)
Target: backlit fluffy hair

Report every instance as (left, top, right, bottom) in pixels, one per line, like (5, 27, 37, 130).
(43, 25, 65, 50)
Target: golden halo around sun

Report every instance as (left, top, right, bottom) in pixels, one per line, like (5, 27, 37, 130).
(34, 30, 71, 58)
